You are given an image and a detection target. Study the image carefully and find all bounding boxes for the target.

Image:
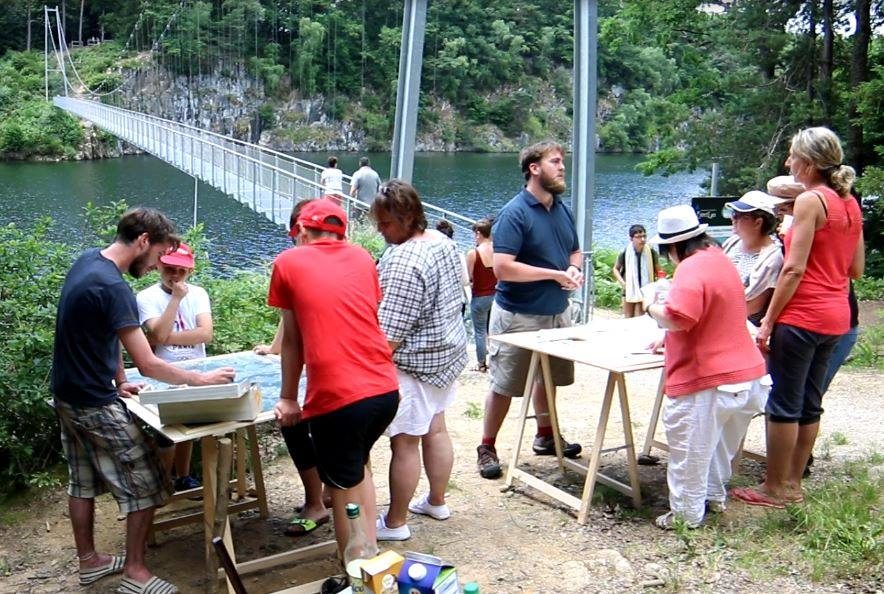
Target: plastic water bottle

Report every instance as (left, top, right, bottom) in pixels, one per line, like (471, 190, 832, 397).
(464, 583, 480, 594)
(343, 503, 378, 593)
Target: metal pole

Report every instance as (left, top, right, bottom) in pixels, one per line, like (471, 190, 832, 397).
(572, 0, 599, 321)
(389, 0, 427, 182)
(710, 161, 720, 196)
(193, 177, 198, 228)
(44, 6, 49, 100)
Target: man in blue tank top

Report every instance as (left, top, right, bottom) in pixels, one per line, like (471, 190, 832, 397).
(52, 207, 235, 594)
(476, 141, 585, 479)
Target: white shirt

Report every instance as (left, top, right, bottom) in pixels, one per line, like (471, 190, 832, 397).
(136, 283, 212, 362)
(320, 167, 343, 192)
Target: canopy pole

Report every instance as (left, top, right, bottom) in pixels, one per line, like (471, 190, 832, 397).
(572, 0, 599, 321)
(390, 0, 427, 182)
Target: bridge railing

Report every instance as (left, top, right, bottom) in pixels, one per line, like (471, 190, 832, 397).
(54, 96, 477, 249)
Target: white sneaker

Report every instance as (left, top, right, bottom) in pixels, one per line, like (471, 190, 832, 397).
(408, 493, 451, 520)
(376, 514, 411, 541)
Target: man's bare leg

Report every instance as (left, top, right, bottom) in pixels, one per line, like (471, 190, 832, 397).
(123, 507, 156, 583)
(297, 467, 330, 522)
(482, 391, 512, 441)
(69, 496, 117, 572)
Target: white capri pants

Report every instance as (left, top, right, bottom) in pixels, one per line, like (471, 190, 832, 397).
(663, 375, 770, 525)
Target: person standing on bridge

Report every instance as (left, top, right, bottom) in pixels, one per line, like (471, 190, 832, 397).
(52, 207, 235, 594)
(475, 140, 585, 480)
(320, 156, 344, 198)
(350, 156, 382, 204)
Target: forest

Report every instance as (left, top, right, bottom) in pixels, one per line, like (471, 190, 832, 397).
(0, 1, 882, 262)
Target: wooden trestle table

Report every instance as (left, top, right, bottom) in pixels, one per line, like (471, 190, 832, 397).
(124, 352, 336, 593)
(492, 315, 666, 524)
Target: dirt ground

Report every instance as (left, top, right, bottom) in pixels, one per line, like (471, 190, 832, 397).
(1, 307, 881, 594)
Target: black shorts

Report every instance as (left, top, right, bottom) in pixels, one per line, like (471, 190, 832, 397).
(767, 323, 839, 425)
(279, 422, 313, 472)
(306, 391, 399, 489)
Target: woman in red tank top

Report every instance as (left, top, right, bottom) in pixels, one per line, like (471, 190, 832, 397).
(466, 218, 497, 372)
(732, 127, 865, 510)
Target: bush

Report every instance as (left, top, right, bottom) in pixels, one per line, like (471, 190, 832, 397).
(0, 220, 73, 492)
(591, 248, 622, 310)
(199, 271, 279, 355)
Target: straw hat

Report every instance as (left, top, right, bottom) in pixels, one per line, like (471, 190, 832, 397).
(766, 175, 805, 204)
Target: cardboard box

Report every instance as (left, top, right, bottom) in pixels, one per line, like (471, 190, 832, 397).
(138, 381, 259, 425)
(362, 550, 405, 594)
(397, 553, 460, 594)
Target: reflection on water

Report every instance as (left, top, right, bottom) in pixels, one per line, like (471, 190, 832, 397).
(0, 152, 705, 270)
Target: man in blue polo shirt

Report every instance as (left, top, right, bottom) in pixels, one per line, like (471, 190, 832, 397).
(476, 140, 585, 479)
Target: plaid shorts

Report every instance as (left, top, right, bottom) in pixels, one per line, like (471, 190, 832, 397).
(55, 397, 170, 514)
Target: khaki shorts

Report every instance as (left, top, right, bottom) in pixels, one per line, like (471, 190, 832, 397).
(55, 398, 170, 514)
(488, 302, 575, 397)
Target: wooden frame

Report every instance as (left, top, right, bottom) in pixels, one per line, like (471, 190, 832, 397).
(124, 352, 335, 593)
(495, 316, 665, 524)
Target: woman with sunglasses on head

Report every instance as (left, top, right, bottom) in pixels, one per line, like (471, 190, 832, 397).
(732, 127, 864, 509)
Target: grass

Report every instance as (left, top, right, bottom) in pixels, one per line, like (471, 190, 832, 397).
(657, 454, 884, 585)
(849, 311, 884, 370)
(463, 401, 483, 420)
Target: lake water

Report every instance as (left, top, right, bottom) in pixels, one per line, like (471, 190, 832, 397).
(0, 152, 705, 270)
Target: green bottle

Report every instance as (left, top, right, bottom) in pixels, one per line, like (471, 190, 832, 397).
(463, 582, 480, 594)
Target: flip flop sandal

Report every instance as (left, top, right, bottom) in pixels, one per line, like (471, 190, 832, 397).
(116, 575, 179, 594)
(320, 575, 349, 594)
(284, 514, 330, 537)
(730, 487, 785, 509)
(78, 554, 125, 586)
(472, 364, 488, 373)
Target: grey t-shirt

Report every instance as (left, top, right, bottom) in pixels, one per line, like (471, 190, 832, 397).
(351, 166, 381, 202)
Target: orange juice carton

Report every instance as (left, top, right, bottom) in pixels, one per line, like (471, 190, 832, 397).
(361, 550, 405, 594)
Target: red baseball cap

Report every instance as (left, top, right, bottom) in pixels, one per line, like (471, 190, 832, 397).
(297, 199, 348, 236)
(160, 243, 195, 269)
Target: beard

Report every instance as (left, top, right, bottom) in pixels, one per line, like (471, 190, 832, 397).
(129, 252, 151, 279)
(540, 170, 566, 195)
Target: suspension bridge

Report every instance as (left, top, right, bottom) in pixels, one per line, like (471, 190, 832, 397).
(42, 4, 478, 245)
(41, 1, 600, 312)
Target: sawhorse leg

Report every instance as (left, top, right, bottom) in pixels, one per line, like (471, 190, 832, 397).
(504, 351, 539, 488)
(640, 370, 666, 459)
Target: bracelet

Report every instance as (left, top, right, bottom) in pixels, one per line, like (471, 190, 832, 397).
(568, 264, 582, 272)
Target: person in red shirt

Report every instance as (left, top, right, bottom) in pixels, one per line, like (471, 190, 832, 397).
(646, 205, 769, 529)
(733, 127, 864, 509)
(267, 199, 399, 556)
(466, 217, 497, 372)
